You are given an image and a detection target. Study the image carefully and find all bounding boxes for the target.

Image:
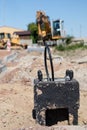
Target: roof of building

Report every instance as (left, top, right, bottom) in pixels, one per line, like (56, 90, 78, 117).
(0, 25, 24, 31)
(0, 26, 24, 35)
(14, 31, 31, 36)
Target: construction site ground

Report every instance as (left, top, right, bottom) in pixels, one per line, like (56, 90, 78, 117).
(0, 48, 87, 130)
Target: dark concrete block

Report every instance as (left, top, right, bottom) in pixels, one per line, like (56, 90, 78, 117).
(33, 78, 80, 126)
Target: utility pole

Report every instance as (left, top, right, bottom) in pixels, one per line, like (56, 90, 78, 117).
(2, 0, 6, 25)
(80, 25, 82, 38)
(70, 28, 73, 36)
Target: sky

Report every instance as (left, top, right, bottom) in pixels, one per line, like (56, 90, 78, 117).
(0, 0, 87, 37)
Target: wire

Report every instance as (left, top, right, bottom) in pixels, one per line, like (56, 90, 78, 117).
(44, 43, 54, 81)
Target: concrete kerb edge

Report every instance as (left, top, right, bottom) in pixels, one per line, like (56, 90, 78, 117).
(0, 51, 18, 74)
(0, 64, 7, 73)
(3, 51, 18, 63)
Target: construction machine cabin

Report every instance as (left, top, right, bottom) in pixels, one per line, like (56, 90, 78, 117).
(36, 11, 65, 43)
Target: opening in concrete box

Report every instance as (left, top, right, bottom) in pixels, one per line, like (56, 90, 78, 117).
(46, 108, 69, 126)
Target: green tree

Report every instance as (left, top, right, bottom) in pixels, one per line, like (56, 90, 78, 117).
(65, 35, 74, 45)
(27, 22, 38, 43)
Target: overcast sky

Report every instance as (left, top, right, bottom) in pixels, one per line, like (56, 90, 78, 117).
(0, 0, 87, 37)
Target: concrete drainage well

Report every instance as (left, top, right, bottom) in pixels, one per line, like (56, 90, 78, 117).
(33, 79, 79, 126)
(32, 45, 80, 126)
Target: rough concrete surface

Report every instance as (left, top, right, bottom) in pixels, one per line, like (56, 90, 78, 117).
(0, 49, 87, 130)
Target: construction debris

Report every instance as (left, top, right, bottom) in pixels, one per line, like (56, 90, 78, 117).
(0, 49, 87, 130)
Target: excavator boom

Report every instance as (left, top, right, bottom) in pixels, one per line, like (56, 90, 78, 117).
(36, 11, 64, 41)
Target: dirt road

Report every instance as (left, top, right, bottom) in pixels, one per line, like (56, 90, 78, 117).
(0, 49, 87, 130)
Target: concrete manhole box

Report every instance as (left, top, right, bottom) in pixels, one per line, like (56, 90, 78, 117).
(32, 44, 80, 126)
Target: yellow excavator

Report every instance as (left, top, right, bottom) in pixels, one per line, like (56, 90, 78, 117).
(0, 32, 25, 49)
(36, 11, 64, 42)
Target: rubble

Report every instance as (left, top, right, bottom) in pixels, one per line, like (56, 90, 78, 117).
(0, 49, 87, 130)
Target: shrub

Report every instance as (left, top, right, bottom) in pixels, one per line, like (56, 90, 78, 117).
(66, 42, 84, 50)
(56, 44, 65, 51)
(65, 36, 74, 45)
(55, 42, 85, 51)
